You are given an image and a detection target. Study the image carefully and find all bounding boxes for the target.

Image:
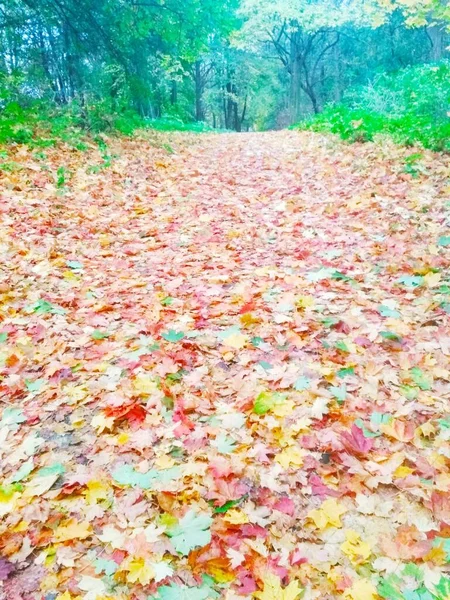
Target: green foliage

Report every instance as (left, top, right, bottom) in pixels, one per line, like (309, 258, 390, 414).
(165, 510, 213, 555)
(0, 100, 217, 148)
(145, 118, 215, 133)
(296, 61, 450, 152)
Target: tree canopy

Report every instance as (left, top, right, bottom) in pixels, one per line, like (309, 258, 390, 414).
(0, 0, 449, 130)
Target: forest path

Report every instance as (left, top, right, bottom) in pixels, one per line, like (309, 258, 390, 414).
(1, 131, 450, 598)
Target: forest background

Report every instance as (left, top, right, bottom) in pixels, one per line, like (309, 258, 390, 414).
(1, 0, 449, 149)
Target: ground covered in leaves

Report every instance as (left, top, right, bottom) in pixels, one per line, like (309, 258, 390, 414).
(1, 130, 450, 600)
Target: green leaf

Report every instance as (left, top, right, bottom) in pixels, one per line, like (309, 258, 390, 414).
(329, 383, 346, 402)
(437, 236, 450, 247)
(213, 498, 243, 513)
(0, 407, 26, 428)
(378, 574, 404, 600)
(410, 367, 432, 390)
(258, 361, 273, 370)
(165, 510, 212, 555)
(251, 336, 264, 347)
(211, 434, 236, 454)
(112, 465, 157, 489)
(354, 418, 380, 438)
(36, 463, 66, 478)
(162, 330, 185, 343)
(25, 378, 46, 393)
(434, 575, 450, 597)
(337, 367, 354, 378)
(331, 270, 353, 282)
(253, 391, 286, 415)
(379, 305, 400, 318)
(66, 260, 83, 269)
(294, 376, 310, 390)
(217, 325, 241, 340)
(161, 296, 174, 306)
(30, 298, 66, 315)
(400, 385, 418, 400)
(370, 412, 392, 427)
(91, 330, 110, 340)
(321, 316, 338, 328)
(380, 331, 402, 342)
(10, 458, 34, 483)
(112, 465, 180, 489)
(0, 332, 8, 343)
(397, 275, 424, 288)
(151, 581, 218, 600)
(95, 557, 118, 576)
(335, 340, 350, 352)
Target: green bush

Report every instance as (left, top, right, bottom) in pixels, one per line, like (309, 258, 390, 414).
(0, 100, 214, 148)
(144, 117, 215, 133)
(294, 61, 450, 152)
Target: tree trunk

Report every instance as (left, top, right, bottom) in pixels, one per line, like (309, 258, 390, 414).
(333, 41, 342, 103)
(428, 24, 444, 61)
(170, 80, 177, 105)
(289, 33, 302, 123)
(194, 61, 204, 121)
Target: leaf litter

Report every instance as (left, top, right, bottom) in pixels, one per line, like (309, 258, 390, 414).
(0, 130, 450, 599)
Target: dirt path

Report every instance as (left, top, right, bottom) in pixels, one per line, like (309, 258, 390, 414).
(1, 131, 450, 599)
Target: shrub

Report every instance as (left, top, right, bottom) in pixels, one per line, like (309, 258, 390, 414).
(294, 61, 450, 152)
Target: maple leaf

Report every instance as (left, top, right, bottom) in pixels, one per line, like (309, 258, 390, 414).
(78, 575, 107, 600)
(275, 446, 304, 469)
(0, 557, 14, 581)
(166, 510, 212, 555)
(253, 391, 287, 415)
(54, 521, 92, 542)
(112, 464, 157, 489)
(341, 530, 371, 565)
(151, 581, 218, 600)
(341, 424, 374, 454)
(343, 579, 378, 600)
(124, 557, 154, 585)
(253, 573, 302, 600)
(438, 236, 450, 247)
(308, 498, 347, 530)
(162, 329, 185, 342)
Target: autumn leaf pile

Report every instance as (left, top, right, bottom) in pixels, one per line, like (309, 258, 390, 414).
(1, 130, 450, 600)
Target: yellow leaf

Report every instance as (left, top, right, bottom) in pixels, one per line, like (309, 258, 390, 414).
(133, 374, 158, 395)
(341, 530, 371, 565)
(56, 593, 82, 600)
(393, 465, 415, 478)
(424, 272, 441, 288)
(125, 558, 154, 585)
(308, 498, 347, 530)
(12, 520, 29, 532)
(65, 385, 89, 404)
(423, 544, 447, 566)
(296, 295, 314, 308)
(272, 399, 295, 418)
(91, 413, 115, 433)
(85, 480, 111, 504)
(343, 579, 378, 600)
(275, 446, 304, 469)
(116, 432, 130, 445)
(253, 573, 302, 600)
(222, 333, 248, 349)
(223, 509, 249, 524)
(155, 455, 175, 469)
(54, 521, 92, 543)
